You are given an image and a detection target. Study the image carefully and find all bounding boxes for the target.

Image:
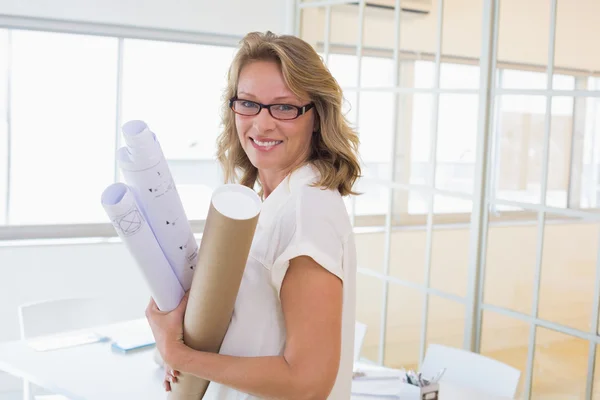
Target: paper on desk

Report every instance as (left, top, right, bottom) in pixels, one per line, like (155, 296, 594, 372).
(353, 368, 405, 380)
(168, 184, 261, 400)
(101, 182, 185, 312)
(28, 331, 109, 352)
(351, 379, 421, 398)
(116, 120, 198, 291)
(96, 319, 156, 352)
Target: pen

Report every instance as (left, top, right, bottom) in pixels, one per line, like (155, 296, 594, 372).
(431, 367, 446, 383)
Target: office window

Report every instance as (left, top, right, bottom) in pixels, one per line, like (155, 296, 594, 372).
(581, 77, 600, 208)
(0, 30, 8, 225)
(121, 39, 237, 220)
(329, 58, 484, 215)
(9, 30, 118, 225)
(410, 62, 479, 214)
(327, 53, 358, 88)
(327, 54, 396, 216)
(440, 62, 480, 89)
(493, 70, 575, 208)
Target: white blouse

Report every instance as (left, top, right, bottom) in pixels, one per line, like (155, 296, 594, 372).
(203, 163, 357, 400)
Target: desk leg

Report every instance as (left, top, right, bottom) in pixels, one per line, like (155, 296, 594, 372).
(22, 378, 33, 400)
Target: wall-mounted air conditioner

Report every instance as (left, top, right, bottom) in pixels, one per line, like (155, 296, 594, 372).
(349, 0, 432, 17)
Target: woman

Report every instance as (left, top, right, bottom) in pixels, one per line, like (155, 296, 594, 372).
(146, 31, 361, 399)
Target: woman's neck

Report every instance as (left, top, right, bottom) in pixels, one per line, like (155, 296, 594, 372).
(259, 169, 288, 199)
(259, 162, 306, 199)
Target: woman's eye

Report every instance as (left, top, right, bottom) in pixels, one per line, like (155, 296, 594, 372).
(275, 104, 294, 111)
(241, 101, 257, 108)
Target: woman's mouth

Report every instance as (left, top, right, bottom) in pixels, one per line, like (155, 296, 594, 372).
(250, 137, 283, 152)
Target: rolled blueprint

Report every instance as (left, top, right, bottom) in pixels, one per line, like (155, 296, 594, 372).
(169, 184, 261, 399)
(117, 120, 198, 291)
(101, 182, 185, 311)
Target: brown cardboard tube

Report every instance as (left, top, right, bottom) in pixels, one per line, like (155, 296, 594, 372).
(168, 184, 261, 399)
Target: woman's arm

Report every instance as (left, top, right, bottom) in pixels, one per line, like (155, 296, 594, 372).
(147, 255, 343, 400)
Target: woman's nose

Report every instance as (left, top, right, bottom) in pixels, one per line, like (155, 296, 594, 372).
(252, 107, 276, 132)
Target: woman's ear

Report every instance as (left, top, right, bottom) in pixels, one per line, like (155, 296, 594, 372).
(313, 115, 320, 133)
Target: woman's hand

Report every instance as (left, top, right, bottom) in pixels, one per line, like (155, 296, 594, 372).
(145, 292, 190, 369)
(163, 365, 180, 392)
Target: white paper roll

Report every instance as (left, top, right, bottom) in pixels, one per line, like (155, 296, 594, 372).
(101, 182, 185, 312)
(116, 120, 198, 291)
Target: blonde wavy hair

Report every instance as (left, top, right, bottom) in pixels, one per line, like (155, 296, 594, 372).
(216, 31, 361, 196)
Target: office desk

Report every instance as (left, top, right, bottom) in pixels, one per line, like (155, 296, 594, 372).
(0, 320, 511, 400)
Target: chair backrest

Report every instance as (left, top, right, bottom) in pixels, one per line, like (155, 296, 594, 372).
(420, 344, 521, 398)
(18, 297, 118, 339)
(354, 321, 368, 362)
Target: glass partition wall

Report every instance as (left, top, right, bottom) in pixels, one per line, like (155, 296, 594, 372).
(296, 0, 600, 398)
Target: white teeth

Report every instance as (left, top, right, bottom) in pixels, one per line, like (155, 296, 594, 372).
(252, 138, 282, 147)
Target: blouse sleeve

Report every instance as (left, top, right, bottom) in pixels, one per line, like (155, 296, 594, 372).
(270, 188, 345, 297)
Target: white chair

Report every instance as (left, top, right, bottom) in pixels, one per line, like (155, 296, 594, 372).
(354, 321, 368, 363)
(420, 343, 521, 398)
(18, 297, 121, 400)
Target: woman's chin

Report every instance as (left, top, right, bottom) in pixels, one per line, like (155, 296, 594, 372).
(251, 160, 278, 171)
(247, 153, 281, 171)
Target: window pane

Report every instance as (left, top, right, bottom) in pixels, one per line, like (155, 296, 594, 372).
(442, 0, 482, 62)
(435, 94, 478, 196)
(409, 93, 434, 192)
(9, 31, 118, 225)
(546, 97, 574, 208)
(306, 3, 440, 87)
(430, 196, 473, 297)
(554, 0, 600, 78)
(389, 190, 427, 283)
(356, 273, 384, 363)
(440, 63, 480, 89)
(539, 215, 598, 332)
(480, 310, 528, 398)
(121, 39, 237, 220)
(299, 6, 325, 60)
(492, 91, 576, 208)
(497, 0, 550, 75)
(425, 295, 465, 350)
(347, 89, 394, 216)
(500, 69, 574, 90)
(384, 283, 421, 370)
(327, 53, 358, 88)
(355, 230, 385, 273)
(484, 206, 536, 315)
(581, 83, 600, 208)
(0, 29, 8, 225)
(360, 56, 394, 88)
(398, 2, 440, 89)
(501, 69, 547, 90)
(492, 95, 547, 205)
(532, 327, 588, 399)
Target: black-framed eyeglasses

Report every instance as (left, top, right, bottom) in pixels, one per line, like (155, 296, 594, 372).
(229, 97, 315, 121)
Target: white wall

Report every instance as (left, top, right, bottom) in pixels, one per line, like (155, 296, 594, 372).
(0, 0, 294, 36)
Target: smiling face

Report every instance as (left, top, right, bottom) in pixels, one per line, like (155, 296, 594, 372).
(234, 60, 316, 177)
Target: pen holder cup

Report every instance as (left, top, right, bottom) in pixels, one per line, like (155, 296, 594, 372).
(419, 382, 439, 400)
(402, 382, 440, 400)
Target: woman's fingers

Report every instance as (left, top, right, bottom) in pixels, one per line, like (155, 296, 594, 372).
(163, 365, 180, 391)
(167, 369, 179, 382)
